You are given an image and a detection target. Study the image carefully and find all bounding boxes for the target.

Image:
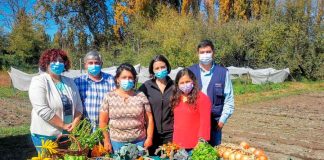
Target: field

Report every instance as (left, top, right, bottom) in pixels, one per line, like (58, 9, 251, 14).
(0, 71, 323, 160)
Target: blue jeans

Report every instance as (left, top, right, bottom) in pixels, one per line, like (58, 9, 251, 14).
(111, 139, 145, 153)
(31, 133, 57, 153)
(209, 129, 222, 146)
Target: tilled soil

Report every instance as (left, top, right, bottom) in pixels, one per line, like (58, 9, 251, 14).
(0, 92, 323, 159)
(0, 97, 31, 127)
(223, 92, 324, 160)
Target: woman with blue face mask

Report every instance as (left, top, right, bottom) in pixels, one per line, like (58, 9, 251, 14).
(99, 63, 154, 153)
(170, 68, 211, 150)
(138, 55, 174, 155)
(28, 49, 83, 153)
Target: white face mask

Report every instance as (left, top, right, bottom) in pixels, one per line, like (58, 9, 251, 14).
(199, 53, 213, 65)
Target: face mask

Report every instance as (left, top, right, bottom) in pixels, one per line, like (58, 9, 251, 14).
(50, 62, 65, 75)
(179, 82, 194, 94)
(120, 79, 134, 91)
(154, 68, 168, 79)
(88, 64, 101, 76)
(199, 53, 213, 65)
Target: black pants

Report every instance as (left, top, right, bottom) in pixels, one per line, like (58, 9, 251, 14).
(148, 131, 173, 155)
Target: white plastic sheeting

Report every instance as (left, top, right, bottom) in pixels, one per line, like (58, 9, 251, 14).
(227, 66, 251, 76)
(249, 68, 290, 84)
(7, 67, 39, 91)
(8, 65, 291, 91)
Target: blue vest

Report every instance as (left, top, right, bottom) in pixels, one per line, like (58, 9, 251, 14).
(189, 63, 227, 122)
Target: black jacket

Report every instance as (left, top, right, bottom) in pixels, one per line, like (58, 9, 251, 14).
(138, 76, 174, 134)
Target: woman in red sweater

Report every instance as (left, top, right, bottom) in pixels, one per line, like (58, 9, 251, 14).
(171, 68, 211, 149)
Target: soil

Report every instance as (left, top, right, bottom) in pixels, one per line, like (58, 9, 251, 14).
(0, 91, 323, 159)
(223, 92, 324, 160)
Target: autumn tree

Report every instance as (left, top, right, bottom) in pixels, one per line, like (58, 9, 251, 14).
(219, 0, 234, 23)
(233, 0, 250, 20)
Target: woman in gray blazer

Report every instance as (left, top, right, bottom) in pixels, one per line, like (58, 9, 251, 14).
(29, 49, 83, 153)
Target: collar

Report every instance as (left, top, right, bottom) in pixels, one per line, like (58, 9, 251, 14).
(199, 63, 215, 76)
(86, 72, 104, 82)
(150, 76, 174, 90)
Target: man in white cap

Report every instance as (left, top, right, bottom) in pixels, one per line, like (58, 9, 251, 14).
(74, 51, 115, 130)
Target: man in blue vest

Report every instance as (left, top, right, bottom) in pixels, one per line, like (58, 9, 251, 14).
(189, 40, 234, 146)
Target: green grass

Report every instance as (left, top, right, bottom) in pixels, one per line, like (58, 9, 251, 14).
(0, 86, 28, 99)
(0, 124, 30, 138)
(233, 81, 289, 95)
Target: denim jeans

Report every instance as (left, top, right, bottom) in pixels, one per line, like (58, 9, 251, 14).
(111, 139, 145, 153)
(31, 133, 57, 153)
(209, 129, 222, 146)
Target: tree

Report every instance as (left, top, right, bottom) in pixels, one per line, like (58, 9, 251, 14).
(37, 0, 113, 49)
(233, 0, 250, 20)
(219, 0, 234, 23)
(205, 0, 215, 22)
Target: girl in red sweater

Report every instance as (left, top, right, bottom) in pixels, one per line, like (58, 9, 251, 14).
(171, 68, 211, 149)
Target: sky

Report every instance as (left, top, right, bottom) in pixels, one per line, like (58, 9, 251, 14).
(0, 1, 63, 38)
(0, 0, 116, 39)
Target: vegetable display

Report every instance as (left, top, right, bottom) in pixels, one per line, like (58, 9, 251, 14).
(155, 142, 189, 160)
(216, 142, 268, 160)
(63, 154, 86, 160)
(91, 142, 108, 157)
(191, 139, 220, 160)
(69, 119, 104, 150)
(113, 143, 147, 160)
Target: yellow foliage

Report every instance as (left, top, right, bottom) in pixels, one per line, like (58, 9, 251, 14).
(181, 0, 192, 15)
(219, 0, 233, 23)
(205, 0, 215, 22)
(113, 0, 149, 38)
(234, 0, 248, 20)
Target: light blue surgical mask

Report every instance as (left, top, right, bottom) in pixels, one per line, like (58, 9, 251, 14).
(154, 68, 168, 79)
(120, 79, 134, 91)
(50, 62, 65, 75)
(88, 64, 101, 76)
(199, 53, 213, 65)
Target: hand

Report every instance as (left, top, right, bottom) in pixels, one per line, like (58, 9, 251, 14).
(104, 141, 112, 153)
(144, 137, 153, 149)
(67, 121, 78, 132)
(217, 122, 224, 130)
(62, 123, 72, 131)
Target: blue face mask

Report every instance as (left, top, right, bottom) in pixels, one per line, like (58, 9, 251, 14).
(88, 64, 101, 76)
(50, 62, 65, 75)
(120, 79, 134, 91)
(154, 68, 168, 79)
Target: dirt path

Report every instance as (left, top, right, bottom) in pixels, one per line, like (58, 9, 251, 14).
(223, 92, 324, 160)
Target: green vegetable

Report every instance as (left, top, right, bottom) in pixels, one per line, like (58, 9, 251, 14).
(69, 119, 104, 150)
(114, 143, 147, 160)
(191, 139, 219, 160)
(64, 154, 86, 160)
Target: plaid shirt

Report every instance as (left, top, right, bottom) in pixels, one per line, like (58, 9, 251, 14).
(74, 72, 116, 129)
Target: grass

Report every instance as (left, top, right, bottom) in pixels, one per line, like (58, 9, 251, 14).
(234, 79, 324, 105)
(0, 124, 30, 138)
(0, 86, 29, 99)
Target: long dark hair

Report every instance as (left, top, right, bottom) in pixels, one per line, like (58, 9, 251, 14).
(170, 68, 199, 109)
(148, 54, 171, 78)
(114, 63, 138, 89)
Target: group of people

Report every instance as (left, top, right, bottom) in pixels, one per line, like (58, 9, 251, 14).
(29, 40, 234, 154)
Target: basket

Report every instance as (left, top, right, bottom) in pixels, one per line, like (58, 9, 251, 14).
(54, 134, 89, 157)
